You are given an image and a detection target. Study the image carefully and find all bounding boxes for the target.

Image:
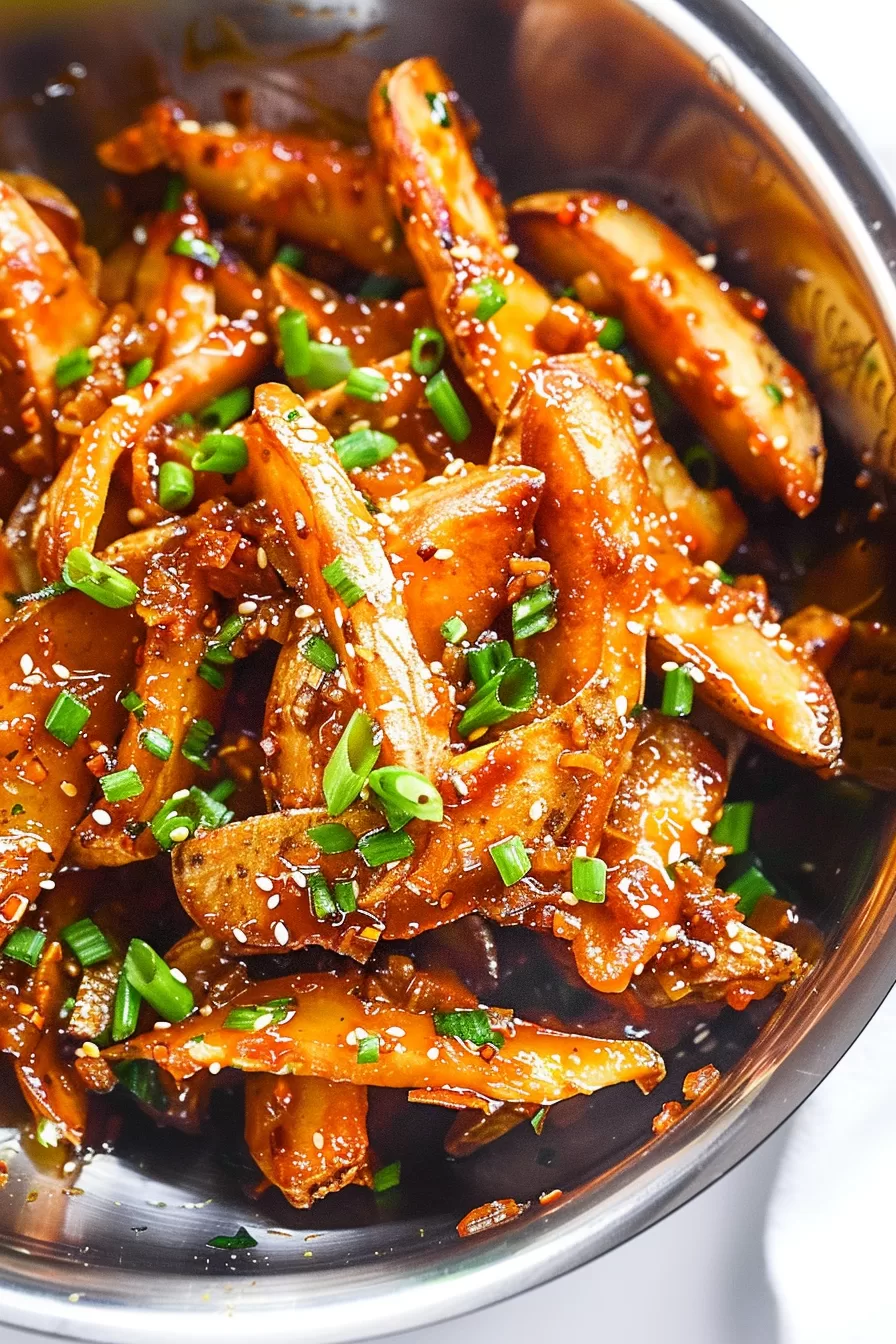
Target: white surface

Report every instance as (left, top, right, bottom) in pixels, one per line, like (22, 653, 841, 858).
(2, 2, 892, 1342)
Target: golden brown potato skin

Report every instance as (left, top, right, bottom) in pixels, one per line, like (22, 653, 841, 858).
(511, 191, 825, 515)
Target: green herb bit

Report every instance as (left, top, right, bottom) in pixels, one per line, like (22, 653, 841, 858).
(432, 1007, 504, 1049)
(425, 89, 451, 126)
(274, 243, 304, 271)
(55, 347, 93, 389)
(661, 664, 696, 718)
(307, 822, 357, 855)
(368, 766, 443, 825)
(182, 718, 215, 770)
(334, 428, 398, 472)
(595, 315, 626, 350)
(571, 854, 607, 903)
(62, 547, 139, 609)
(192, 432, 248, 475)
(123, 938, 194, 1021)
(511, 582, 556, 641)
(323, 710, 381, 815)
(44, 690, 90, 747)
(726, 865, 775, 918)
(457, 657, 537, 738)
(278, 308, 311, 380)
(139, 727, 173, 762)
(410, 325, 445, 377)
(125, 356, 154, 389)
(200, 386, 251, 431)
(469, 276, 507, 322)
(306, 340, 353, 390)
(302, 634, 338, 674)
(4, 927, 46, 967)
(712, 801, 754, 855)
(357, 827, 415, 867)
(488, 835, 531, 886)
(345, 366, 389, 403)
(114, 1059, 168, 1111)
(440, 616, 467, 645)
(372, 1160, 401, 1193)
(764, 382, 784, 406)
(207, 1227, 258, 1250)
(60, 917, 113, 968)
(169, 233, 220, 269)
(357, 1032, 380, 1064)
(321, 555, 365, 607)
(99, 765, 144, 803)
(424, 369, 471, 442)
(308, 871, 337, 921)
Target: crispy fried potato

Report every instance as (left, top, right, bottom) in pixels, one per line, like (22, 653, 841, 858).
(245, 1075, 371, 1208)
(103, 971, 665, 1101)
(781, 603, 851, 672)
(0, 172, 85, 260)
(0, 179, 104, 471)
(131, 192, 217, 363)
(511, 191, 825, 515)
(97, 99, 415, 278)
(38, 318, 266, 579)
(265, 263, 431, 369)
(250, 382, 453, 778)
(554, 713, 728, 992)
(386, 464, 544, 660)
(369, 58, 597, 421)
(0, 533, 149, 939)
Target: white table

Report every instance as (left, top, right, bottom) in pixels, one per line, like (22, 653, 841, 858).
(2, 2, 891, 1341)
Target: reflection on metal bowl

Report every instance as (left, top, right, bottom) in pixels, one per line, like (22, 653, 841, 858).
(0, 1, 895, 1340)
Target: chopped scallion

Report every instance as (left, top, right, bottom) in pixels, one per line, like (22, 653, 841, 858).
(432, 1008, 504, 1048)
(726, 865, 775, 918)
(307, 822, 357, 855)
(123, 938, 194, 1021)
(158, 460, 194, 511)
(357, 827, 415, 867)
(372, 1160, 401, 1193)
(440, 615, 468, 645)
(199, 386, 251, 431)
(44, 690, 90, 747)
(764, 382, 784, 406)
(410, 326, 445, 377)
(467, 640, 512, 690)
(182, 718, 215, 771)
(333, 880, 358, 913)
(596, 315, 626, 350)
(369, 766, 443, 824)
(198, 659, 227, 690)
(192, 432, 248, 475)
(322, 555, 365, 607)
(469, 276, 507, 322)
(114, 1058, 167, 1110)
(169, 233, 220, 269)
(357, 1032, 379, 1064)
(100, 765, 144, 803)
(139, 727, 173, 762)
(424, 369, 471, 442)
(334, 428, 398, 472)
(112, 971, 141, 1042)
(306, 341, 353, 390)
(425, 89, 451, 126)
(4, 927, 46, 967)
(712, 801, 754, 855)
(302, 634, 338, 674)
(571, 854, 607, 903)
(682, 443, 719, 491)
(278, 309, 311, 379)
(207, 1227, 257, 1251)
(357, 273, 405, 300)
(62, 547, 139, 609)
(223, 1000, 292, 1031)
(60, 917, 113, 968)
(458, 657, 537, 738)
(661, 665, 695, 718)
(274, 243, 304, 271)
(149, 797, 196, 850)
(488, 835, 531, 886)
(163, 174, 186, 212)
(345, 366, 389, 402)
(322, 710, 381, 815)
(511, 582, 556, 641)
(55, 347, 93, 389)
(125, 356, 154, 388)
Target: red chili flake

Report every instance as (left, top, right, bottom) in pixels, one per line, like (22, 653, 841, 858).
(416, 541, 437, 561)
(457, 1197, 525, 1238)
(555, 201, 578, 227)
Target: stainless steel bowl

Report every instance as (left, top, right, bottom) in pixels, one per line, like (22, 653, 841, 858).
(1, 1, 896, 1339)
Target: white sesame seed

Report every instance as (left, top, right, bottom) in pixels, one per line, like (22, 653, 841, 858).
(385, 1026, 405, 1038)
(433, 548, 454, 561)
(726, 920, 741, 938)
(696, 253, 717, 271)
(255, 875, 274, 892)
(427, 1046, 440, 1060)
(626, 621, 645, 635)
(615, 695, 628, 718)
(641, 904, 660, 918)
(169, 968, 188, 984)
(661, 660, 678, 672)
(689, 666, 706, 683)
(22, 674, 42, 686)
(257, 547, 268, 570)
(312, 1131, 325, 1150)
(178, 119, 201, 134)
(772, 434, 789, 450)
(266, 893, 280, 910)
(60, 781, 77, 797)
(38, 879, 56, 891)
(273, 920, 289, 946)
(172, 789, 190, 802)
(667, 841, 682, 865)
(249, 330, 268, 346)
(169, 826, 191, 843)
(37, 841, 53, 854)
(92, 809, 112, 827)
(153, 1021, 172, 1030)
(209, 1062, 222, 1075)
(232, 928, 248, 944)
(51, 663, 71, 680)
(294, 604, 315, 619)
(729, 940, 745, 955)
(630, 266, 650, 281)
(692, 819, 711, 836)
(19, 654, 33, 676)
(529, 799, 545, 822)
(238, 601, 258, 616)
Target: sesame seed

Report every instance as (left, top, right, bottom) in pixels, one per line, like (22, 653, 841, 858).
(169, 826, 191, 843)
(81, 1041, 100, 1058)
(169, 968, 188, 984)
(385, 1026, 405, 1038)
(249, 330, 268, 346)
(37, 841, 53, 854)
(238, 601, 258, 616)
(91, 809, 112, 827)
(51, 663, 70, 680)
(696, 253, 717, 271)
(615, 695, 628, 718)
(153, 1021, 172, 1031)
(433, 548, 454, 560)
(38, 879, 55, 891)
(626, 621, 645, 635)
(772, 434, 789, 450)
(667, 841, 682, 865)
(427, 1046, 440, 1060)
(689, 666, 706, 683)
(661, 660, 678, 672)
(19, 654, 33, 676)
(22, 674, 42, 686)
(312, 1131, 324, 1150)
(630, 266, 650, 281)
(255, 875, 274, 892)
(726, 920, 741, 938)
(60, 781, 77, 797)
(641, 904, 660, 918)
(209, 1062, 222, 1075)
(257, 547, 268, 570)
(267, 893, 280, 910)
(172, 788, 190, 801)
(294, 604, 315, 619)
(232, 928, 248, 944)
(729, 940, 745, 955)
(529, 799, 545, 821)
(200, 936, 215, 951)
(178, 119, 201, 134)
(273, 921, 289, 946)
(692, 819, 711, 836)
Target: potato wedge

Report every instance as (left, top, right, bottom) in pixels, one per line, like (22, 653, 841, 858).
(97, 99, 415, 278)
(511, 191, 825, 515)
(103, 971, 665, 1101)
(131, 192, 217, 363)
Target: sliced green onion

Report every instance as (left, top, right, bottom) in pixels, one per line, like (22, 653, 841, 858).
(163, 174, 186, 212)
(764, 382, 784, 406)
(149, 797, 196, 850)
(182, 718, 215, 771)
(425, 370, 471, 442)
(307, 871, 337, 921)
(467, 639, 512, 690)
(357, 1032, 379, 1064)
(112, 972, 141, 1042)
(306, 341, 353, 390)
(199, 386, 251, 430)
(158, 460, 194, 511)
(334, 428, 398, 472)
(432, 1008, 504, 1048)
(307, 822, 357, 855)
(207, 778, 236, 804)
(123, 938, 194, 1021)
(192, 432, 248, 475)
(139, 727, 173, 761)
(99, 765, 144, 803)
(114, 1059, 167, 1110)
(204, 614, 245, 666)
(726, 865, 776, 918)
(274, 243, 304, 271)
(488, 835, 531, 886)
(334, 880, 358, 914)
(469, 276, 507, 322)
(441, 616, 468, 645)
(207, 1227, 257, 1251)
(458, 657, 537, 738)
(682, 443, 719, 491)
(169, 233, 220, 269)
(410, 326, 445, 377)
(36, 1117, 60, 1148)
(322, 555, 365, 607)
(425, 89, 451, 126)
(4, 927, 46, 967)
(223, 1000, 292, 1031)
(188, 785, 233, 830)
(358, 827, 415, 867)
(62, 547, 139, 609)
(125, 356, 154, 388)
(278, 309, 311, 379)
(717, 567, 735, 584)
(511, 582, 556, 641)
(712, 801, 754, 855)
(661, 665, 695, 718)
(44, 690, 90, 747)
(571, 854, 607, 903)
(302, 634, 338, 674)
(323, 710, 381, 815)
(369, 766, 443, 824)
(357, 273, 406, 300)
(55, 347, 93, 389)
(60, 917, 113, 968)
(60, 996, 75, 1017)
(372, 1160, 401, 1193)
(345, 366, 389, 402)
(198, 659, 227, 690)
(531, 1106, 547, 1134)
(596, 315, 626, 350)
